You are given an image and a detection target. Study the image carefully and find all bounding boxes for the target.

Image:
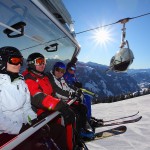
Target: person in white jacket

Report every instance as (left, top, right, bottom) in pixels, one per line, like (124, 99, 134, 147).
(47, 61, 95, 140)
(0, 46, 37, 148)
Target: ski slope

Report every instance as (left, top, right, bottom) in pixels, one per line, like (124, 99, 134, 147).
(86, 94, 150, 150)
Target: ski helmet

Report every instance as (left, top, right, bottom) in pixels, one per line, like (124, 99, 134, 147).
(0, 46, 23, 73)
(27, 52, 45, 71)
(66, 62, 76, 71)
(53, 61, 66, 73)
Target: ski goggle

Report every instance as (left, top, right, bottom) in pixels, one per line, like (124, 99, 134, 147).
(69, 67, 76, 71)
(29, 57, 46, 66)
(55, 67, 66, 73)
(34, 57, 46, 65)
(8, 57, 23, 66)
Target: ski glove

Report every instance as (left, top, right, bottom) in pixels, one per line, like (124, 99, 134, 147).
(74, 81, 82, 88)
(19, 123, 31, 133)
(75, 89, 84, 102)
(55, 100, 75, 125)
(19, 118, 39, 133)
(71, 89, 83, 98)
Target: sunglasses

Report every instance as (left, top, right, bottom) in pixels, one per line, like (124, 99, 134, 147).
(8, 57, 23, 66)
(55, 67, 66, 73)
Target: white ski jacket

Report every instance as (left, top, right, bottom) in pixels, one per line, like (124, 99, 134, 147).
(47, 71, 74, 101)
(0, 74, 37, 135)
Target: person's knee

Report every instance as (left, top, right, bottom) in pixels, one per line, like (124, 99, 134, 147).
(80, 104, 88, 114)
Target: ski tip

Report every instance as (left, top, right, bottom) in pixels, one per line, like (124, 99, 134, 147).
(117, 125, 127, 131)
(89, 125, 127, 141)
(139, 116, 142, 120)
(123, 126, 127, 132)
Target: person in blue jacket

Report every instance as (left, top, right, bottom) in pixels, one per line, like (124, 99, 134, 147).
(64, 61, 104, 128)
(47, 61, 95, 140)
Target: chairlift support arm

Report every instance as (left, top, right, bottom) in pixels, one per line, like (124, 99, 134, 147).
(118, 18, 130, 49)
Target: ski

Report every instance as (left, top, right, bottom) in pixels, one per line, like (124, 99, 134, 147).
(86, 117, 141, 142)
(104, 111, 139, 123)
(103, 116, 142, 127)
(85, 125, 127, 142)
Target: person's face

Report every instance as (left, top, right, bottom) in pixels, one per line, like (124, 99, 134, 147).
(35, 64, 45, 72)
(7, 62, 21, 73)
(34, 57, 46, 73)
(54, 67, 65, 79)
(6, 56, 23, 73)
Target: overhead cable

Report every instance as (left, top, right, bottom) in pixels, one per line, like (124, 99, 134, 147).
(75, 12, 150, 35)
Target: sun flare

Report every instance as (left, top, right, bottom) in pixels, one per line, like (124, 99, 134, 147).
(91, 27, 114, 48)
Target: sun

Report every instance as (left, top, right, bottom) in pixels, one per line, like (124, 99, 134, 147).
(91, 27, 114, 48)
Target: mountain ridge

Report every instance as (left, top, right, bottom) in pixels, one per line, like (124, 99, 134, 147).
(75, 61, 150, 99)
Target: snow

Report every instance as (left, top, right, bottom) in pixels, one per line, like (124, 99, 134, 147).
(87, 94, 150, 150)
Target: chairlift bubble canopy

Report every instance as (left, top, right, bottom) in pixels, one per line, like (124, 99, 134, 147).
(0, 0, 80, 69)
(110, 47, 134, 72)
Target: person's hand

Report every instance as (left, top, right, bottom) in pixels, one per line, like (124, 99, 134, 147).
(74, 81, 82, 88)
(19, 118, 39, 133)
(55, 100, 75, 125)
(69, 91, 76, 99)
(30, 118, 39, 125)
(69, 89, 83, 102)
(19, 123, 30, 133)
(75, 89, 83, 98)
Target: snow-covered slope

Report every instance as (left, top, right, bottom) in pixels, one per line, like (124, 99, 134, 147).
(87, 94, 150, 150)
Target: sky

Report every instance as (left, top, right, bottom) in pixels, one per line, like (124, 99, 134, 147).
(87, 94, 150, 149)
(63, 0, 150, 69)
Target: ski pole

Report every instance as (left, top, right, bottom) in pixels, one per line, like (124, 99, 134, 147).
(80, 88, 98, 97)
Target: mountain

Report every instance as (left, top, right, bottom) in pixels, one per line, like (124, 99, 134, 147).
(127, 69, 150, 89)
(75, 61, 150, 99)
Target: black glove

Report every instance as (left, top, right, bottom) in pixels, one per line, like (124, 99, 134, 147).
(75, 89, 84, 103)
(69, 89, 83, 101)
(19, 118, 39, 133)
(75, 89, 83, 98)
(69, 91, 76, 99)
(55, 100, 75, 125)
(19, 123, 31, 133)
(74, 81, 82, 88)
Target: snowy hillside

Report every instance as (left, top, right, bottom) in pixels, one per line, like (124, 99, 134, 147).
(128, 69, 150, 89)
(76, 62, 140, 98)
(87, 94, 150, 150)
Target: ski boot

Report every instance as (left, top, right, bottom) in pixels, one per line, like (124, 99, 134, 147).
(80, 121, 95, 140)
(90, 117, 104, 128)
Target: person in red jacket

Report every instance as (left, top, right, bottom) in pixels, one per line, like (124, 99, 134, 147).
(22, 52, 76, 150)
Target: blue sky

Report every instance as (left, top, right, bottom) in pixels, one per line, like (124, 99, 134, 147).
(63, 0, 150, 69)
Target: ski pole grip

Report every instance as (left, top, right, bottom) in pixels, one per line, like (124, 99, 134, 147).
(80, 88, 95, 96)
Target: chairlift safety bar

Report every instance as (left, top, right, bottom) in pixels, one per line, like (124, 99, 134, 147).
(0, 98, 77, 150)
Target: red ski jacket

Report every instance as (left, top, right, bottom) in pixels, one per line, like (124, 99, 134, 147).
(22, 70, 60, 115)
